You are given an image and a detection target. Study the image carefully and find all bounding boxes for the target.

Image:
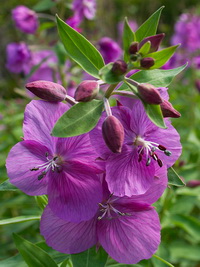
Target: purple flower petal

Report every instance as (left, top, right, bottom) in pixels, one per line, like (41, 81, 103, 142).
(106, 146, 155, 196)
(97, 209, 160, 264)
(6, 140, 50, 195)
(23, 100, 68, 146)
(48, 161, 102, 222)
(40, 206, 97, 254)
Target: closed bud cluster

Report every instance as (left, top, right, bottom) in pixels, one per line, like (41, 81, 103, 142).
(186, 180, 200, 188)
(137, 83, 163, 105)
(140, 57, 155, 68)
(129, 42, 139, 54)
(139, 33, 165, 53)
(75, 80, 99, 102)
(112, 60, 128, 75)
(26, 81, 67, 102)
(102, 115, 124, 153)
(160, 99, 181, 118)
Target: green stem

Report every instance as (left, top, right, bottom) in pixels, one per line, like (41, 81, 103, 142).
(104, 83, 118, 98)
(152, 255, 174, 267)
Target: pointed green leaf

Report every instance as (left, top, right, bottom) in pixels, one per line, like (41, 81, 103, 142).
(13, 233, 57, 267)
(99, 63, 124, 84)
(146, 45, 179, 69)
(138, 41, 151, 55)
(144, 103, 166, 128)
(71, 246, 108, 267)
(125, 81, 166, 128)
(135, 6, 164, 42)
(119, 64, 187, 90)
(123, 17, 136, 62)
(168, 167, 186, 187)
(0, 179, 18, 191)
(52, 100, 104, 137)
(56, 15, 104, 78)
(0, 216, 40, 225)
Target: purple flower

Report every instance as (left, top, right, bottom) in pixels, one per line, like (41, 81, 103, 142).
(12, 5, 38, 34)
(90, 101, 181, 197)
(6, 42, 31, 74)
(72, 0, 96, 20)
(28, 50, 58, 82)
(66, 14, 82, 32)
(98, 37, 122, 64)
(40, 168, 166, 264)
(6, 100, 102, 222)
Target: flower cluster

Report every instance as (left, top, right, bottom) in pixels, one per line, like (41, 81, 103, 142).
(6, 10, 183, 265)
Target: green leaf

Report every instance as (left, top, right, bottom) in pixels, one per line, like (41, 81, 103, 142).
(118, 64, 187, 90)
(123, 18, 136, 62)
(13, 233, 57, 267)
(71, 246, 108, 267)
(52, 100, 104, 137)
(0, 179, 18, 191)
(0, 216, 40, 225)
(135, 6, 164, 42)
(170, 214, 200, 242)
(168, 167, 186, 187)
(99, 63, 124, 84)
(56, 15, 104, 78)
(169, 241, 200, 261)
(33, 0, 56, 11)
(138, 41, 151, 55)
(146, 45, 179, 69)
(144, 103, 166, 128)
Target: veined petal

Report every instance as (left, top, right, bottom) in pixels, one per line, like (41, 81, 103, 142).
(23, 100, 68, 147)
(97, 209, 160, 264)
(6, 140, 50, 195)
(106, 146, 155, 197)
(40, 206, 97, 254)
(48, 161, 103, 222)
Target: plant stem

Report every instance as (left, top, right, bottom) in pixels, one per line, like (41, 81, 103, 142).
(104, 83, 118, 98)
(152, 255, 174, 267)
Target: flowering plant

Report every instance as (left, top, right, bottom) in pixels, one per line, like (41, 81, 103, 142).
(3, 5, 187, 267)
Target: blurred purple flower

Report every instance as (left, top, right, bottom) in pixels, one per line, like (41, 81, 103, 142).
(66, 14, 82, 32)
(28, 50, 58, 82)
(6, 42, 31, 74)
(98, 37, 122, 64)
(6, 100, 103, 222)
(72, 0, 96, 20)
(41, 168, 166, 264)
(12, 5, 38, 34)
(90, 101, 181, 197)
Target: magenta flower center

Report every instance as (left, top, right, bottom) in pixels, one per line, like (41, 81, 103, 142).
(30, 152, 63, 180)
(133, 135, 171, 167)
(98, 195, 130, 220)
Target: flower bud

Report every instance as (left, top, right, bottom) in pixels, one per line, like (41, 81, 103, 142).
(137, 83, 163, 104)
(102, 115, 124, 153)
(160, 100, 181, 118)
(112, 60, 128, 75)
(140, 57, 155, 68)
(75, 80, 99, 102)
(139, 33, 165, 53)
(26, 80, 67, 102)
(186, 180, 200, 188)
(129, 42, 139, 54)
(195, 79, 200, 93)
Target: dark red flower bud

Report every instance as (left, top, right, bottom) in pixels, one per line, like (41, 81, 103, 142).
(75, 80, 99, 102)
(186, 180, 200, 188)
(140, 57, 155, 68)
(102, 115, 124, 153)
(195, 79, 200, 93)
(160, 100, 181, 118)
(129, 42, 139, 54)
(139, 33, 165, 53)
(112, 60, 128, 75)
(137, 83, 163, 104)
(26, 81, 67, 102)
